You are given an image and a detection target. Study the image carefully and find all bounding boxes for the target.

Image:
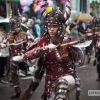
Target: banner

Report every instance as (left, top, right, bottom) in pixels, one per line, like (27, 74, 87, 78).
(0, 0, 20, 2)
(90, 0, 99, 12)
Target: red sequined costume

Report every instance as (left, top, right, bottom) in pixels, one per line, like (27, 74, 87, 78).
(19, 0, 81, 100)
(24, 36, 81, 99)
(0, 10, 29, 99)
(3, 30, 29, 99)
(92, 15, 100, 81)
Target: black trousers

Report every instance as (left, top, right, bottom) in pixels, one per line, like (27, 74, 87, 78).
(0, 57, 8, 77)
(41, 92, 47, 100)
(97, 50, 100, 78)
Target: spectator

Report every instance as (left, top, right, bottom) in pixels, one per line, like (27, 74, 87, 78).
(0, 2, 6, 18)
(40, 19, 45, 34)
(0, 23, 9, 84)
(70, 23, 83, 40)
(77, 21, 86, 34)
(74, 19, 79, 25)
(32, 18, 41, 38)
(85, 25, 93, 63)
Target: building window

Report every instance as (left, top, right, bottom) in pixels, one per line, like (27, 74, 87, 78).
(71, 0, 77, 11)
(80, 0, 87, 13)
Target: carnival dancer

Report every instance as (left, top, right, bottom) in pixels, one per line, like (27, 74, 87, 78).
(19, 0, 82, 100)
(0, 10, 30, 98)
(92, 15, 100, 81)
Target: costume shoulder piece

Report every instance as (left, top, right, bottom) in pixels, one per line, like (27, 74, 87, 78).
(38, 37, 50, 47)
(8, 33, 14, 43)
(26, 37, 50, 51)
(18, 30, 26, 39)
(19, 30, 25, 34)
(26, 42, 38, 51)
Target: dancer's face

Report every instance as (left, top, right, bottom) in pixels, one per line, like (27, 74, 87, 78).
(15, 27, 21, 33)
(47, 23, 58, 37)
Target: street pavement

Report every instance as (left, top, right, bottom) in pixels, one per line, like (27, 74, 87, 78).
(0, 57, 100, 100)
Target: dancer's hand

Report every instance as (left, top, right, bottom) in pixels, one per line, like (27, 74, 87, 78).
(0, 43, 6, 48)
(46, 44, 56, 51)
(78, 59, 81, 63)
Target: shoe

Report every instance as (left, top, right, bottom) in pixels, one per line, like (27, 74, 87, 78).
(11, 93, 21, 99)
(0, 80, 8, 84)
(96, 78, 100, 81)
(8, 79, 14, 83)
(87, 56, 91, 64)
(27, 71, 33, 75)
(18, 72, 26, 77)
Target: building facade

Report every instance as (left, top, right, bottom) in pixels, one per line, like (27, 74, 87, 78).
(60, 0, 100, 20)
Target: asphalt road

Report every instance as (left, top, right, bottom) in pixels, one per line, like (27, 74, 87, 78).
(0, 59, 100, 100)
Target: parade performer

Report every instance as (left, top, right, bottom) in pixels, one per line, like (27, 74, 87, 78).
(0, 10, 30, 98)
(19, 0, 82, 100)
(92, 15, 100, 81)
